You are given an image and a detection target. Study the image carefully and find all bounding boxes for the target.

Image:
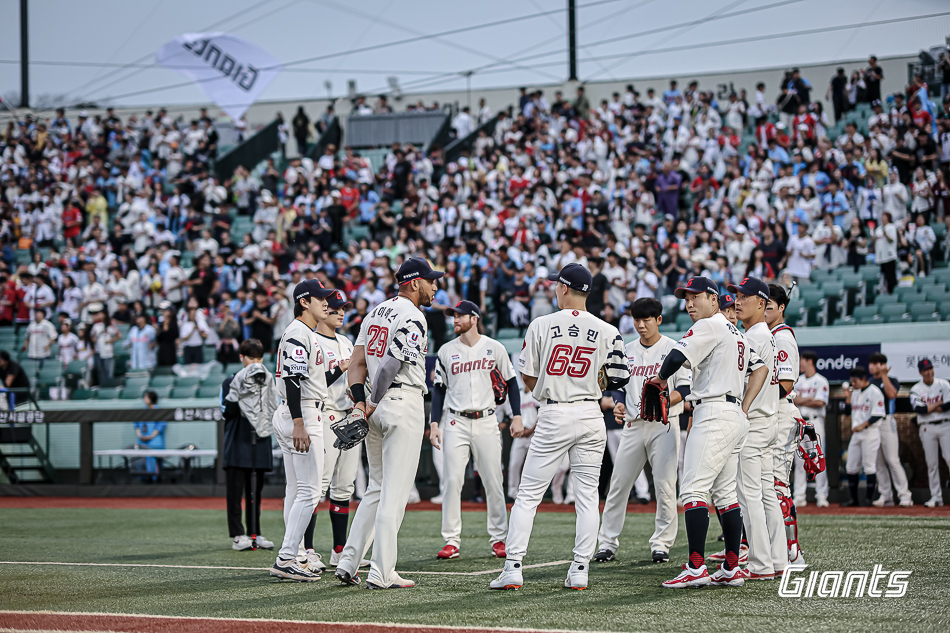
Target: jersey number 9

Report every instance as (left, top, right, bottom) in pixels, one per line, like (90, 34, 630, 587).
(545, 344, 595, 377)
(366, 325, 390, 358)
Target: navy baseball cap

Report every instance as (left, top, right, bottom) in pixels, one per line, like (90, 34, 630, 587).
(396, 257, 445, 285)
(719, 294, 735, 310)
(918, 358, 935, 371)
(728, 276, 771, 302)
(674, 276, 719, 299)
(445, 299, 481, 318)
(327, 289, 351, 309)
(294, 279, 335, 304)
(547, 263, 593, 292)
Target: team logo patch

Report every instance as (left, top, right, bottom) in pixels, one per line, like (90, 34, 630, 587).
(292, 347, 306, 360)
(572, 310, 579, 316)
(409, 332, 420, 344)
(450, 420, 456, 425)
(685, 329, 694, 338)
(451, 354, 461, 361)
(486, 349, 493, 356)
(778, 350, 788, 362)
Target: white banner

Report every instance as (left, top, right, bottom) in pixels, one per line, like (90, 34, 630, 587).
(155, 32, 281, 121)
(880, 340, 950, 382)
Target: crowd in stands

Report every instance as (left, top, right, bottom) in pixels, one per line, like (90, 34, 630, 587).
(2, 58, 950, 392)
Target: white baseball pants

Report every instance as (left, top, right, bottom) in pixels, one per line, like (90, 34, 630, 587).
(680, 401, 748, 508)
(919, 422, 950, 503)
(440, 412, 508, 548)
(873, 416, 912, 504)
(508, 437, 531, 498)
(773, 405, 800, 488)
(506, 401, 605, 565)
(598, 419, 679, 555)
(737, 415, 783, 576)
(321, 409, 362, 501)
(337, 389, 424, 587)
(274, 403, 324, 561)
(793, 416, 829, 504)
(431, 430, 445, 497)
(607, 428, 650, 500)
(846, 425, 881, 475)
(551, 455, 574, 503)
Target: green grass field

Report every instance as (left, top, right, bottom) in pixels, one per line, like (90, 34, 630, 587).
(2, 507, 948, 632)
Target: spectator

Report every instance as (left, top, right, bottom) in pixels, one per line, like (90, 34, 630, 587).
(179, 297, 210, 364)
(57, 319, 80, 367)
(452, 106, 474, 139)
(134, 391, 166, 480)
(125, 312, 157, 372)
(22, 307, 57, 368)
(291, 106, 310, 157)
(0, 350, 31, 407)
(215, 303, 242, 366)
(864, 56, 884, 103)
(156, 305, 180, 367)
(874, 211, 899, 294)
(90, 307, 120, 384)
(827, 67, 849, 122)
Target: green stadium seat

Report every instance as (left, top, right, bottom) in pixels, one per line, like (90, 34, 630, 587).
(152, 365, 176, 376)
(884, 313, 911, 323)
(97, 387, 122, 399)
(197, 385, 222, 399)
(174, 376, 202, 388)
(874, 293, 899, 306)
(149, 375, 176, 388)
(924, 288, 950, 304)
(120, 386, 146, 399)
(72, 389, 97, 400)
(850, 305, 879, 325)
(895, 286, 922, 303)
(496, 328, 522, 339)
(170, 385, 198, 399)
(880, 303, 908, 318)
(914, 314, 941, 322)
(149, 385, 173, 400)
(909, 302, 938, 321)
(675, 314, 693, 330)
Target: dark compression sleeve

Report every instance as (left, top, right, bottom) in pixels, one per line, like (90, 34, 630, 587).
(658, 349, 688, 381)
(283, 376, 303, 419)
(430, 384, 446, 424)
(506, 377, 521, 416)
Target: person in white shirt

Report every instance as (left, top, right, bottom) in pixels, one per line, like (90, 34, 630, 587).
(881, 170, 909, 224)
(793, 351, 830, 507)
(179, 299, 211, 364)
(22, 308, 58, 365)
(57, 320, 80, 366)
(452, 107, 475, 139)
(874, 212, 899, 294)
(80, 273, 108, 324)
(24, 277, 56, 321)
(785, 222, 816, 281)
(842, 366, 885, 506)
(908, 214, 937, 275)
(910, 358, 950, 507)
(89, 308, 121, 384)
(163, 256, 186, 310)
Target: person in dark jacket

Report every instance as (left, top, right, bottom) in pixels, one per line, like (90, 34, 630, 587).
(222, 338, 275, 550)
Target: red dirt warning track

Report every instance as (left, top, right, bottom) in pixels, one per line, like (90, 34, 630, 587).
(0, 611, 585, 633)
(0, 496, 946, 515)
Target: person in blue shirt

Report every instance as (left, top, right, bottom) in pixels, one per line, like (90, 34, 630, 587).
(820, 179, 851, 228)
(134, 391, 166, 480)
(358, 183, 380, 224)
(801, 162, 830, 195)
(766, 138, 790, 173)
(662, 80, 682, 105)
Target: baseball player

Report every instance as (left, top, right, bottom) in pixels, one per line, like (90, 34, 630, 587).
(793, 351, 830, 507)
(728, 277, 784, 581)
(910, 358, 950, 507)
(270, 279, 336, 582)
(842, 366, 885, 507)
(298, 290, 369, 569)
(491, 263, 630, 591)
(508, 384, 537, 499)
(335, 258, 443, 589)
(604, 401, 652, 506)
(652, 276, 767, 589)
(868, 353, 913, 507)
(430, 300, 521, 559)
(594, 298, 690, 565)
(764, 283, 808, 567)
(719, 293, 737, 326)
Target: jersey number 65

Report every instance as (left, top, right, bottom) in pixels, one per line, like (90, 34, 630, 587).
(545, 344, 595, 377)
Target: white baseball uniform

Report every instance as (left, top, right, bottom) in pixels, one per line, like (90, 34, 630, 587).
(433, 335, 515, 549)
(507, 387, 537, 499)
(676, 313, 760, 509)
(737, 321, 784, 576)
(273, 318, 328, 561)
(598, 335, 690, 556)
(771, 324, 802, 490)
(846, 384, 885, 476)
(793, 372, 830, 503)
(318, 331, 360, 502)
(872, 375, 911, 505)
(337, 296, 428, 588)
(509, 308, 629, 565)
(910, 378, 950, 503)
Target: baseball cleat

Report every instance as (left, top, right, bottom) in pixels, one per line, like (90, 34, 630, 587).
(328, 549, 370, 568)
(745, 570, 775, 581)
(871, 497, 893, 507)
(899, 499, 914, 507)
(663, 564, 710, 588)
(429, 495, 443, 504)
(707, 544, 748, 564)
(709, 564, 745, 587)
(232, 535, 253, 551)
(270, 558, 320, 582)
(334, 568, 361, 586)
(564, 562, 588, 590)
(593, 549, 615, 562)
(437, 544, 460, 559)
(490, 560, 523, 590)
(840, 499, 858, 507)
(924, 498, 944, 508)
(794, 498, 807, 508)
(255, 535, 274, 550)
(367, 573, 415, 589)
(491, 541, 506, 558)
(816, 498, 830, 508)
(304, 549, 327, 571)
(788, 546, 805, 566)
(652, 550, 670, 563)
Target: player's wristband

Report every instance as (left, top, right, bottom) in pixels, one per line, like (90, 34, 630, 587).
(350, 383, 366, 404)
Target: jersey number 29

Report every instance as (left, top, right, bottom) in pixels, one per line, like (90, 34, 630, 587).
(366, 325, 390, 358)
(545, 344, 595, 377)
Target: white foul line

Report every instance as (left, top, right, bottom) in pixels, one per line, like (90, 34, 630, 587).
(0, 560, 572, 577)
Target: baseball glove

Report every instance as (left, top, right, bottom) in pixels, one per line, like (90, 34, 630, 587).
(640, 380, 670, 424)
(597, 366, 609, 392)
(331, 407, 369, 451)
(490, 368, 508, 405)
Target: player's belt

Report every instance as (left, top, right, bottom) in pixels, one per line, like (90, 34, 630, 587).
(694, 395, 738, 406)
(283, 400, 325, 411)
(390, 382, 423, 392)
(923, 419, 948, 425)
(449, 408, 495, 420)
(545, 398, 598, 405)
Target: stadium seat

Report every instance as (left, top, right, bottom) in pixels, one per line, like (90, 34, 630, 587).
(97, 387, 122, 399)
(149, 385, 173, 400)
(874, 293, 899, 306)
(895, 287, 922, 304)
(909, 302, 938, 321)
(879, 303, 908, 318)
(849, 305, 879, 325)
(938, 302, 950, 319)
(924, 288, 950, 304)
(120, 386, 146, 400)
(174, 376, 202, 388)
(496, 328, 522, 339)
(149, 375, 176, 389)
(170, 385, 198, 399)
(675, 314, 693, 330)
(799, 289, 826, 326)
(197, 385, 221, 399)
(72, 389, 97, 400)
(152, 365, 176, 376)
